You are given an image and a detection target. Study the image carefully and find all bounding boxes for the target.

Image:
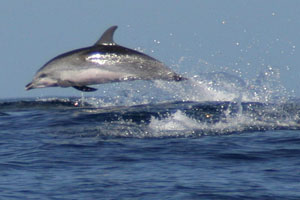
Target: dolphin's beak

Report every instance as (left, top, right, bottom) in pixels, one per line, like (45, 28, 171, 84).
(25, 82, 34, 90)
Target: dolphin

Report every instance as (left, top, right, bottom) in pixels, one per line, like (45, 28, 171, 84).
(25, 26, 186, 92)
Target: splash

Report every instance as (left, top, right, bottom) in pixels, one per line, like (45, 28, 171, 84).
(249, 65, 290, 103)
(153, 65, 291, 104)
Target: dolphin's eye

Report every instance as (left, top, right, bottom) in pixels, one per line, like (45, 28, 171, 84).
(39, 74, 47, 78)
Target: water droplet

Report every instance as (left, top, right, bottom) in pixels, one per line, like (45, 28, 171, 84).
(153, 40, 161, 44)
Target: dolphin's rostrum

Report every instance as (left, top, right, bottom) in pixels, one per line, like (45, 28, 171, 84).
(26, 26, 186, 92)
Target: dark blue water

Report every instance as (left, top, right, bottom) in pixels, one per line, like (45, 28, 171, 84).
(1, 97, 300, 199)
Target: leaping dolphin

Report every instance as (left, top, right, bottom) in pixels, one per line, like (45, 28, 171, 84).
(25, 26, 186, 92)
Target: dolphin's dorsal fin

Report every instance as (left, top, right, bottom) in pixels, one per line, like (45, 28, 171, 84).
(95, 26, 118, 46)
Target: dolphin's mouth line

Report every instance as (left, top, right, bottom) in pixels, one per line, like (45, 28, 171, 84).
(25, 82, 33, 90)
(25, 81, 59, 90)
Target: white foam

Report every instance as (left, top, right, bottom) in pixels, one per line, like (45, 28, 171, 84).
(149, 110, 199, 133)
(148, 109, 267, 137)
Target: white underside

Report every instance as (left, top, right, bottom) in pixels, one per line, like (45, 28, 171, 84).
(59, 68, 134, 85)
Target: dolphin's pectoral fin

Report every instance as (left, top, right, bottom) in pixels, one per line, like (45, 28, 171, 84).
(73, 86, 97, 92)
(95, 26, 118, 46)
(173, 75, 188, 82)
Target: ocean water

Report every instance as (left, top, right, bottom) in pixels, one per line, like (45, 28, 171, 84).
(1, 72, 300, 199)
